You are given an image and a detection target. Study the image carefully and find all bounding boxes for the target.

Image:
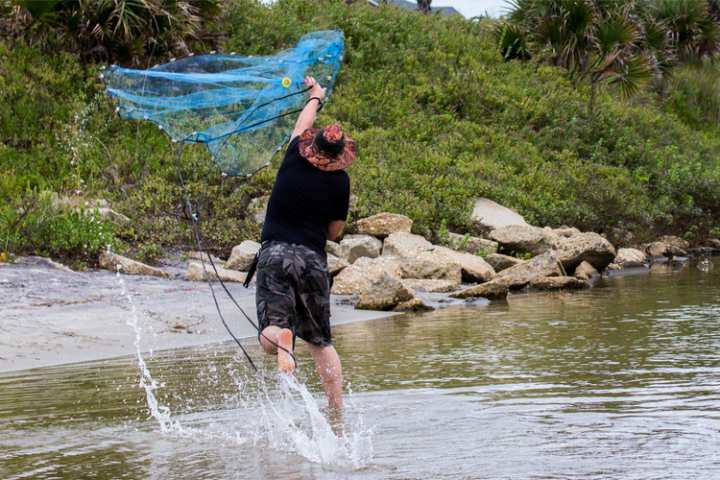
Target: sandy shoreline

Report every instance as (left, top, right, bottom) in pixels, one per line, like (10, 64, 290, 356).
(0, 258, 395, 373)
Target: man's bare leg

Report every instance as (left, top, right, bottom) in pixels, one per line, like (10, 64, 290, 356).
(259, 326, 295, 374)
(307, 343, 343, 428)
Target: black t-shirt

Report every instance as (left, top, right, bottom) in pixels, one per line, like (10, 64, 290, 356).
(260, 136, 350, 255)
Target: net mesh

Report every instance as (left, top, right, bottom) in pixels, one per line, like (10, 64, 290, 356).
(103, 30, 344, 176)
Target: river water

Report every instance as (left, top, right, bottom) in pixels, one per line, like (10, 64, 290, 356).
(1, 262, 719, 479)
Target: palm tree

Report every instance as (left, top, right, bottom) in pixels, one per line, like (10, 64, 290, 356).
(506, 0, 654, 116)
(649, 0, 720, 63)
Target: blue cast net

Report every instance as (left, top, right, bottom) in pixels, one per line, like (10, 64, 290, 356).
(103, 30, 344, 176)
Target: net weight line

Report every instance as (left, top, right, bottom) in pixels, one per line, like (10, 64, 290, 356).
(172, 143, 298, 372)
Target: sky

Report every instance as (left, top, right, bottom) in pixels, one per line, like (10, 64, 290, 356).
(432, 0, 509, 18)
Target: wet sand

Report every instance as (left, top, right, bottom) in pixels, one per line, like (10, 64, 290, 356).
(0, 258, 394, 373)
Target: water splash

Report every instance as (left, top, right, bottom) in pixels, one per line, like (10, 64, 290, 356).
(254, 374, 374, 468)
(112, 258, 373, 467)
(115, 267, 180, 433)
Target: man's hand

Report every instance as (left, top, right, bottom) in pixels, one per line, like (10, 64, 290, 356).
(304, 76, 326, 101)
(291, 77, 327, 140)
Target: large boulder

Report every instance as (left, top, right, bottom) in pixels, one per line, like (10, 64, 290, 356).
(574, 261, 600, 283)
(355, 212, 412, 238)
(646, 241, 669, 258)
(444, 232, 498, 256)
(471, 198, 529, 235)
(186, 261, 247, 283)
(430, 246, 496, 283)
(658, 235, 690, 252)
(488, 225, 559, 256)
(400, 251, 462, 282)
(705, 238, 720, 250)
(99, 252, 170, 278)
(331, 256, 402, 295)
(645, 237, 689, 258)
(340, 234, 382, 263)
(450, 281, 509, 300)
(327, 253, 349, 276)
(611, 248, 648, 269)
(485, 253, 523, 273)
(493, 251, 562, 289)
(355, 272, 413, 310)
(382, 232, 433, 258)
(529, 276, 589, 291)
(401, 278, 460, 293)
(556, 232, 616, 271)
(225, 240, 261, 271)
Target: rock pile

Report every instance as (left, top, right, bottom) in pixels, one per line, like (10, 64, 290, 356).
(91, 201, 718, 313)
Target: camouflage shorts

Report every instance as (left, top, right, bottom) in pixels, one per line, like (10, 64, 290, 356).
(255, 241, 332, 347)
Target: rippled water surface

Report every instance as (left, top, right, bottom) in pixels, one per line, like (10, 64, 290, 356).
(2, 263, 719, 479)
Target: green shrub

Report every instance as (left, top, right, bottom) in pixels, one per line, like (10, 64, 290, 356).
(2, 0, 720, 265)
(0, 187, 116, 263)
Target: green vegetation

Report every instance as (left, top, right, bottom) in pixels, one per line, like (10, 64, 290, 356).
(2, 0, 720, 263)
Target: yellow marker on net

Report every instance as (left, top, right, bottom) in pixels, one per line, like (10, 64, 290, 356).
(281, 77, 292, 89)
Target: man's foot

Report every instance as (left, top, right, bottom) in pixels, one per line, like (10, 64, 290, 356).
(277, 329, 295, 374)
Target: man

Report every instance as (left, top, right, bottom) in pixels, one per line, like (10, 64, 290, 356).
(255, 76, 354, 415)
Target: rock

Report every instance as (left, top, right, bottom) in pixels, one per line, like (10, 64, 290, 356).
(14, 256, 75, 273)
(355, 272, 413, 310)
(612, 248, 648, 268)
(382, 232, 433, 258)
(574, 261, 600, 283)
(529, 276, 589, 290)
(382, 234, 418, 256)
(393, 296, 434, 312)
(488, 225, 559, 256)
(327, 253, 349, 276)
(186, 261, 247, 283)
(340, 234, 382, 263)
(658, 235, 690, 251)
(494, 251, 562, 289)
(331, 256, 403, 295)
(400, 251, 462, 282)
(401, 278, 460, 293)
(645, 237, 688, 258)
(667, 245, 688, 257)
(553, 226, 581, 238)
(99, 252, 170, 278)
(646, 241, 669, 258)
(450, 281, 509, 300)
(556, 232, 616, 271)
(430, 246, 496, 283)
(225, 240, 261, 271)
(355, 212, 413, 238)
(325, 240, 346, 259)
(186, 251, 224, 265)
(704, 238, 720, 251)
(444, 232, 498, 256)
(471, 198, 528, 235)
(485, 253, 523, 272)
(248, 196, 269, 227)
